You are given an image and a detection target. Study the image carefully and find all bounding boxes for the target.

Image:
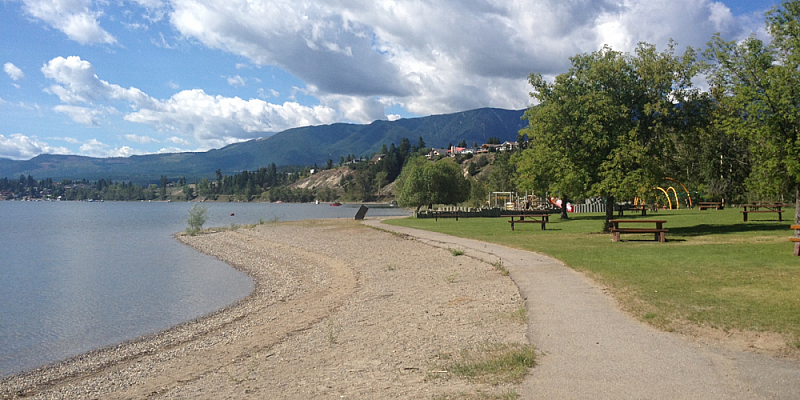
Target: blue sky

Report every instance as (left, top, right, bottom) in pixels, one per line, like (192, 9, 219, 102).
(0, 0, 783, 159)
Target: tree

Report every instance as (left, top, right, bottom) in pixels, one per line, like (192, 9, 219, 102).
(396, 157, 471, 212)
(160, 175, 168, 200)
(185, 204, 208, 236)
(518, 42, 703, 226)
(705, 0, 800, 221)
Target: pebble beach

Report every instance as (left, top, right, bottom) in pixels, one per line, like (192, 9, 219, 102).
(2, 219, 528, 399)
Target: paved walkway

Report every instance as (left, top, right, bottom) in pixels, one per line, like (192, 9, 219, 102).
(363, 218, 800, 400)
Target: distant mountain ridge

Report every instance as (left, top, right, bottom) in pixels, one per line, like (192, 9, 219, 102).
(0, 107, 528, 184)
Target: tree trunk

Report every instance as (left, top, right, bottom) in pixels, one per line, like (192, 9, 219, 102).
(560, 197, 569, 219)
(796, 182, 800, 225)
(604, 196, 615, 232)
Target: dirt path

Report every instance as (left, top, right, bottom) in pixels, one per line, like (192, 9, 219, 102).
(364, 218, 800, 399)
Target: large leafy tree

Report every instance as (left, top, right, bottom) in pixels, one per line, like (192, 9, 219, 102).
(517, 42, 703, 225)
(396, 157, 471, 212)
(705, 0, 800, 221)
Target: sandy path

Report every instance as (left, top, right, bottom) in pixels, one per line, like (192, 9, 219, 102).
(365, 218, 800, 399)
(3, 220, 528, 399)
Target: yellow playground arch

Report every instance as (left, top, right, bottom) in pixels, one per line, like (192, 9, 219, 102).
(632, 178, 695, 210)
(654, 187, 672, 209)
(665, 177, 693, 207)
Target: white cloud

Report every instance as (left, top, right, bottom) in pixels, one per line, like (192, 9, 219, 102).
(258, 88, 280, 98)
(157, 146, 190, 153)
(49, 136, 82, 144)
(4, 63, 24, 81)
(166, 136, 190, 145)
(166, 80, 180, 89)
(124, 89, 339, 149)
(79, 138, 143, 158)
(226, 75, 247, 87)
(41, 55, 343, 150)
(0, 133, 71, 160)
(53, 104, 103, 125)
(42, 56, 155, 107)
(124, 134, 159, 143)
(21, 0, 116, 44)
(26, 1, 769, 156)
(164, 0, 758, 118)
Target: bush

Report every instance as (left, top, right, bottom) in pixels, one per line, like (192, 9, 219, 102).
(185, 203, 208, 236)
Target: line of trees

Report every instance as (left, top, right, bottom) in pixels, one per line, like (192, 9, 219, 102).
(511, 1, 800, 227)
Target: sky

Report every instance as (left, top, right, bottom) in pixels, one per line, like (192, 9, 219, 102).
(0, 0, 784, 160)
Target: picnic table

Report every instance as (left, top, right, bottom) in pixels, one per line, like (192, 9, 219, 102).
(698, 201, 724, 210)
(609, 219, 668, 242)
(509, 214, 549, 231)
(791, 224, 800, 256)
(740, 204, 788, 222)
(615, 204, 649, 217)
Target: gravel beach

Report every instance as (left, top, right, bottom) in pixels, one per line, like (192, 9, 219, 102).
(2, 219, 528, 399)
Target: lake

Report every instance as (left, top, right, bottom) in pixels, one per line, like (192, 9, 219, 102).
(0, 201, 408, 377)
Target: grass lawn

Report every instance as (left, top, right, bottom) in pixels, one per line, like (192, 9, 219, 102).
(386, 208, 800, 348)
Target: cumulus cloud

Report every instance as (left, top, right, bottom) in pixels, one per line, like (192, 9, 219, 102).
(41, 56, 338, 149)
(21, 0, 116, 44)
(124, 134, 159, 143)
(166, 136, 190, 145)
(226, 75, 247, 87)
(53, 104, 103, 125)
(27, 1, 769, 155)
(42, 56, 154, 107)
(163, 0, 752, 118)
(124, 89, 339, 149)
(79, 138, 142, 157)
(0, 133, 71, 160)
(4, 63, 24, 81)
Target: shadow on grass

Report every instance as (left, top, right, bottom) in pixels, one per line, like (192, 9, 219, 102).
(669, 223, 791, 237)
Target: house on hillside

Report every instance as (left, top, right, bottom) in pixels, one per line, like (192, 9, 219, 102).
(427, 148, 450, 159)
(369, 154, 386, 164)
(499, 141, 518, 152)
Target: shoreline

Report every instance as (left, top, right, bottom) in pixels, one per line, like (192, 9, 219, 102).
(2, 219, 528, 399)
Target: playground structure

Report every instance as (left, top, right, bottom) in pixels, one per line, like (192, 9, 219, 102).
(488, 192, 556, 211)
(633, 178, 697, 210)
(486, 179, 709, 214)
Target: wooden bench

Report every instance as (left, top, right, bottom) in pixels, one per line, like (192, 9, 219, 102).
(616, 205, 648, 217)
(433, 211, 460, 221)
(791, 224, 800, 256)
(741, 204, 786, 222)
(509, 214, 549, 231)
(698, 201, 724, 210)
(609, 219, 668, 242)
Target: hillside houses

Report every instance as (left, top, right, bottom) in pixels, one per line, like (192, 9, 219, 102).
(426, 141, 518, 159)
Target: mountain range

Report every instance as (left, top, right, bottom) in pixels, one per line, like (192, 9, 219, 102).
(0, 108, 528, 184)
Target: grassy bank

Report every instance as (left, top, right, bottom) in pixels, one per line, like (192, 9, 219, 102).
(386, 208, 800, 347)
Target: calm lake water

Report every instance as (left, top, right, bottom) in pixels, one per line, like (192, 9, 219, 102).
(0, 201, 408, 377)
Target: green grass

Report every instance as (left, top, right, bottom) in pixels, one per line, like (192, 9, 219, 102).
(387, 208, 800, 341)
(431, 343, 536, 385)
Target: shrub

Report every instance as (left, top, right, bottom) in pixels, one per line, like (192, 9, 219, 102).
(186, 203, 208, 236)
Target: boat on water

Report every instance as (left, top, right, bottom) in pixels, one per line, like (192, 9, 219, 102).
(330, 201, 342, 206)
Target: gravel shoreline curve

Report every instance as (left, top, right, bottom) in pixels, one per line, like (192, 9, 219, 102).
(2, 219, 528, 399)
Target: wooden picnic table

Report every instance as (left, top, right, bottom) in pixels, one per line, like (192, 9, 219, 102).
(740, 204, 788, 222)
(616, 204, 649, 216)
(609, 219, 668, 242)
(509, 213, 549, 231)
(698, 201, 724, 210)
(791, 224, 800, 256)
